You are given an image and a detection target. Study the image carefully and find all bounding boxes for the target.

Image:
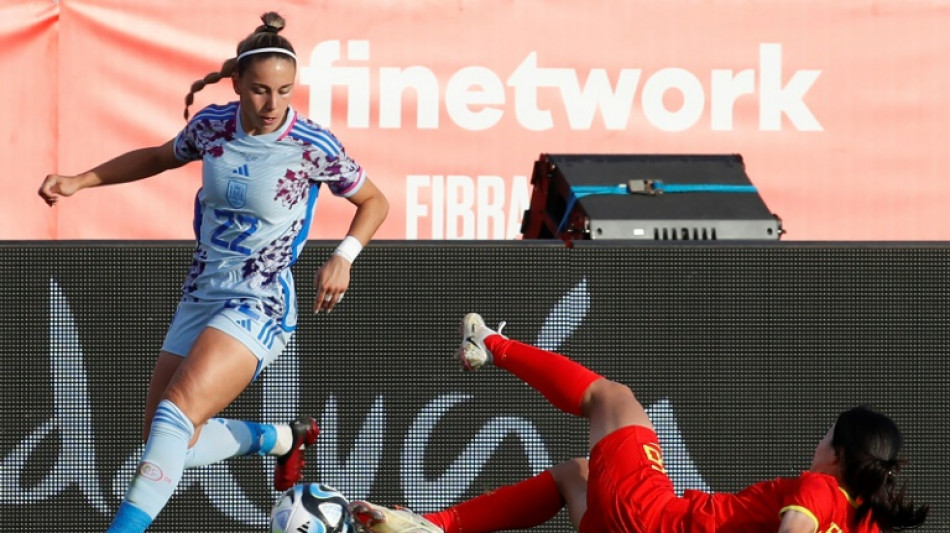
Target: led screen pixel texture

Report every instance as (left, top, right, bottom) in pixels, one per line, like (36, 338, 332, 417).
(1, 243, 946, 531)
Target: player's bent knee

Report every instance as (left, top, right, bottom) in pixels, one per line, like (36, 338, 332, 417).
(589, 379, 638, 410)
(160, 387, 208, 430)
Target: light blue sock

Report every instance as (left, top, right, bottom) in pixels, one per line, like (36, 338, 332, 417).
(107, 399, 195, 532)
(183, 418, 279, 468)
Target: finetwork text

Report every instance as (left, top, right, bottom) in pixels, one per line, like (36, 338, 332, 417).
(300, 42, 822, 132)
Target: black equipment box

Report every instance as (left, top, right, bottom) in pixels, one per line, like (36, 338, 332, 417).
(520, 153, 783, 241)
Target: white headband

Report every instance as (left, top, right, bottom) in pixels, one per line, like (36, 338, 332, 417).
(236, 47, 297, 62)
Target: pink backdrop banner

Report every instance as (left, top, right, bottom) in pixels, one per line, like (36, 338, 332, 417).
(3, 0, 949, 240)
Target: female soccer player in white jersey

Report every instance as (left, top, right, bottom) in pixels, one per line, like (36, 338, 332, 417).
(38, 12, 389, 533)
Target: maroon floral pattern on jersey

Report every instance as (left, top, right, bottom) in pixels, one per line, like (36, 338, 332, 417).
(317, 153, 361, 184)
(182, 245, 209, 295)
(274, 167, 311, 208)
(275, 141, 361, 208)
(191, 118, 237, 159)
(175, 107, 238, 161)
(240, 219, 305, 317)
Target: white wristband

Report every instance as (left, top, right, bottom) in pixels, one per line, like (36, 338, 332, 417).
(333, 235, 363, 263)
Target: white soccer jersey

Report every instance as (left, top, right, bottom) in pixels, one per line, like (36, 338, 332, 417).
(172, 102, 365, 321)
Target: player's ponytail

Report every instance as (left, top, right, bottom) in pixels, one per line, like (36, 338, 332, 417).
(183, 58, 237, 120)
(182, 11, 296, 120)
(834, 406, 929, 531)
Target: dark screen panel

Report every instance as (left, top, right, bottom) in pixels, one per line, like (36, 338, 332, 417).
(1, 242, 946, 532)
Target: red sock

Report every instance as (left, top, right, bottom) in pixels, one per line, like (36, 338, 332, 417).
(485, 335, 602, 416)
(423, 470, 564, 533)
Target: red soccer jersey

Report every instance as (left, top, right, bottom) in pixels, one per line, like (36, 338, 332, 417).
(685, 471, 878, 533)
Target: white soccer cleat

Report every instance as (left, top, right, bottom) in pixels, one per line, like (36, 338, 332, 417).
(348, 500, 443, 533)
(457, 313, 504, 371)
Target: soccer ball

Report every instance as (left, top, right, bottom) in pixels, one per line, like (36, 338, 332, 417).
(270, 482, 354, 533)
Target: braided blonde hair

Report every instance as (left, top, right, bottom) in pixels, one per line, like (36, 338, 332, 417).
(183, 12, 296, 120)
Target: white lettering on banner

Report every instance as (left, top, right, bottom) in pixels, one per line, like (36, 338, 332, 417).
(0, 278, 709, 524)
(757, 43, 822, 131)
(406, 175, 531, 239)
(301, 42, 822, 132)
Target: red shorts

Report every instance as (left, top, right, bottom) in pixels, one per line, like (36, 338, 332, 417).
(579, 425, 694, 533)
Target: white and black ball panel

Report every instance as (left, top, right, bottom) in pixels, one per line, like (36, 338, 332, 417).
(270, 483, 353, 533)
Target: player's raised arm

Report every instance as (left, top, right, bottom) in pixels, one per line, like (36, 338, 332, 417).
(38, 139, 185, 206)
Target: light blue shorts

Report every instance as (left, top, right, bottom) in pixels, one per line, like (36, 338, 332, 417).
(161, 297, 297, 378)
